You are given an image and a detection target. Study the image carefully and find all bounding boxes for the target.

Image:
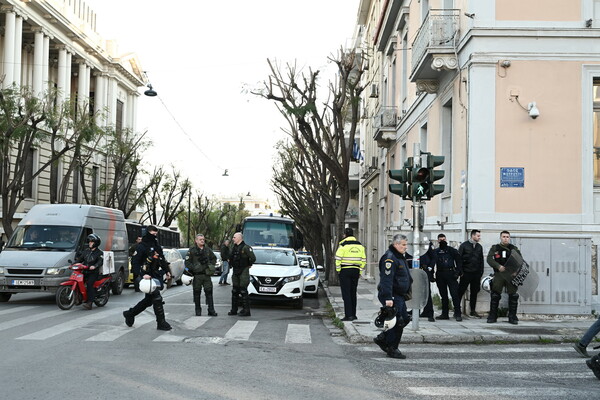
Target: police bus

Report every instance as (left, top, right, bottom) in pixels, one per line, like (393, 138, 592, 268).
(240, 215, 303, 250)
(125, 221, 181, 249)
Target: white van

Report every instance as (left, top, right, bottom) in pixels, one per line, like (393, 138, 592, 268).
(0, 204, 129, 302)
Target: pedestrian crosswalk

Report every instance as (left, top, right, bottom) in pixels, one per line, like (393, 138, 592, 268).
(0, 305, 317, 345)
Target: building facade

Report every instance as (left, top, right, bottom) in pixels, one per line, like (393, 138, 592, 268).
(355, 0, 600, 313)
(0, 0, 145, 235)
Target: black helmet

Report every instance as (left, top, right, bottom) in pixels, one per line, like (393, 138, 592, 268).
(87, 233, 101, 248)
(374, 306, 397, 331)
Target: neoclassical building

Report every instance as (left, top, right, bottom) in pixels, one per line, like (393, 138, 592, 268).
(354, 0, 600, 314)
(0, 0, 145, 233)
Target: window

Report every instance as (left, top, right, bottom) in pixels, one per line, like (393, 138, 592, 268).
(91, 165, 99, 204)
(593, 79, 600, 186)
(23, 148, 35, 198)
(116, 99, 124, 134)
(72, 164, 80, 202)
(442, 100, 453, 192)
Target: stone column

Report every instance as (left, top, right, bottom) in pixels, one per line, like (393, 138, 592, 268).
(94, 72, 105, 124)
(130, 92, 138, 133)
(77, 60, 87, 110)
(32, 29, 44, 95)
(13, 15, 22, 87)
(42, 34, 50, 92)
(57, 46, 67, 103)
(65, 50, 72, 101)
(2, 9, 16, 87)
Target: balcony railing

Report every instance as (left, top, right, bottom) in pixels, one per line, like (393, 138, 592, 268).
(411, 9, 460, 73)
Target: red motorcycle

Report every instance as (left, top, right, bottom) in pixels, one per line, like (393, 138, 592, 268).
(55, 263, 111, 310)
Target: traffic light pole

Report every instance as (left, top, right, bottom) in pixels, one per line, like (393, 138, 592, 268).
(411, 143, 421, 331)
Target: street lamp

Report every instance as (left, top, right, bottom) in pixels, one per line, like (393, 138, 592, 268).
(144, 83, 157, 97)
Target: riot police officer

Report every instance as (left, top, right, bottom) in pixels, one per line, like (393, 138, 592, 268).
(123, 226, 172, 330)
(74, 233, 104, 310)
(228, 232, 256, 317)
(373, 234, 412, 359)
(185, 234, 218, 316)
(431, 233, 463, 321)
(486, 230, 521, 324)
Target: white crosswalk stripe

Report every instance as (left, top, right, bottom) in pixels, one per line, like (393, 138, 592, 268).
(0, 306, 38, 316)
(373, 358, 582, 364)
(407, 387, 582, 397)
(224, 320, 258, 341)
(85, 314, 154, 341)
(0, 309, 69, 332)
(388, 371, 590, 379)
(285, 323, 311, 343)
(182, 316, 210, 330)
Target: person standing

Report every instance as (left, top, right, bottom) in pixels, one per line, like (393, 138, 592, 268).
(228, 232, 256, 317)
(185, 234, 218, 316)
(128, 236, 142, 291)
(74, 233, 104, 310)
(432, 233, 463, 321)
(123, 226, 172, 331)
(418, 242, 436, 322)
(373, 234, 412, 359)
(335, 227, 366, 321)
(219, 239, 231, 285)
(458, 229, 485, 318)
(486, 230, 521, 324)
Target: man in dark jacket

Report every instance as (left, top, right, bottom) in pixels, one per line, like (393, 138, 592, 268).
(373, 234, 413, 359)
(228, 232, 256, 317)
(123, 226, 172, 330)
(74, 233, 104, 310)
(431, 233, 463, 321)
(458, 229, 484, 318)
(218, 239, 231, 285)
(185, 234, 218, 316)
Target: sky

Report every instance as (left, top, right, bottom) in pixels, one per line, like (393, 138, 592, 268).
(86, 0, 361, 204)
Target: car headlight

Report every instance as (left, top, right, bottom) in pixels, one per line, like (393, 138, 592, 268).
(284, 273, 302, 283)
(305, 272, 317, 281)
(47, 267, 66, 275)
(0, 267, 4, 274)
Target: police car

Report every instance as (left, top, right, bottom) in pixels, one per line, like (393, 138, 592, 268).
(297, 254, 322, 296)
(248, 247, 304, 309)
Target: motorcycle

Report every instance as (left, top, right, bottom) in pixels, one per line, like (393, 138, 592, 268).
(55, 263, 111, 310)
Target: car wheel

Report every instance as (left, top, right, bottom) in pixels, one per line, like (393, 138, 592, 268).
(111, 270, 124, 295)
(0, 292, 12, 302)
(293, 296, 304, 309)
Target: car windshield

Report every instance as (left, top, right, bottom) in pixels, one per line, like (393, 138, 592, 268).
(7, 225, 82, 250)
(254, 248, 297, 266)
(298, 256, 315, 269)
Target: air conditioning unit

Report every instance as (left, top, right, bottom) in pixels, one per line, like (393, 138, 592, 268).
(369, 84, 379, 98)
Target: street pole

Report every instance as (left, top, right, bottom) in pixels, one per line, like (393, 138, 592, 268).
(187, 189, 191, 247)
(411, 142, 421, 331)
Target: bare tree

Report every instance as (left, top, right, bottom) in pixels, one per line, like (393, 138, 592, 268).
(138, 166, 191, 227)
(256, 50, 366, 283)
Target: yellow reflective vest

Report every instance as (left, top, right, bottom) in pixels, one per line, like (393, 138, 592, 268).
(335, 236, 366, 273)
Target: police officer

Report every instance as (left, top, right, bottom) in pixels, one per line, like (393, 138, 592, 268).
(418, 242, 436, 322)
(486, 230, 521, 324)
(185, 234, 218, 316)
(458, 229, 485, 318)
(123, 225, 173, 331)
(373, 234, 412, 359)
(228, 232, 256, 317)
(74, 233, 104, 310)
(335, 227, 366, 321)
(432, 233, 463, 321)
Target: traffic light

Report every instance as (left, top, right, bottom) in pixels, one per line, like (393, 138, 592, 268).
(410, 164, 430, 200)
(388, 158, 413, 200)
(423, 153, 445, 199)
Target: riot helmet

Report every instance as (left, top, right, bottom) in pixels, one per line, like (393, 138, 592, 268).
(139, 278, 160, 294)
(181, 274, 193, 286)
(481, 274, 494, 293)
(374, 306, 397, 331)
(87, 233, 101, 248)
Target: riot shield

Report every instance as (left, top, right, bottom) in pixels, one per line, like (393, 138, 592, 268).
(503, 250, 525, 275)
(518, 265, 539, 299)
(405, 268, 429, 310)
(505, 250, 539, 297)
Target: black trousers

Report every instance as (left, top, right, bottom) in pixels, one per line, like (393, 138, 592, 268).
(339, 268, 360, 318)
(436, 270, 461, 316)
(84, 270, 99, 303)
(458, 271, 483, 313)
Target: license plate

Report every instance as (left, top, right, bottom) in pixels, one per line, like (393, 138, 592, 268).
(12, 279, 35, 285)
(259, 286, 277, 293)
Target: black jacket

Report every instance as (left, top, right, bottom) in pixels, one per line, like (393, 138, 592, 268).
(131, 232, 168, 279)
(75, 247, 104, 273)
(378, 245, 413, 301)
(458, 240, 484, 274)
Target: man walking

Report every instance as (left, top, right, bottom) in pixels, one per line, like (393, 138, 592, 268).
(486, 231, 521, 324)
(219, 239, 231, 285)
(185, 234, 218, 316)
(335, 228, 366, 321)
(432, 233, 463, 321)
(458, 229, 484, 318)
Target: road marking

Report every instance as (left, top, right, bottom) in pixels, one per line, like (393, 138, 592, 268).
(285, 324, 311, 344)
(359, 346, 574, 353)
(373, 358, 582, 364)
(16, 308, 121, 340)
(154, 332, 186, 342)
(407, 387, 587, 397)
(389, 371, 592, 379)
(0, 306, 38, 316)
(85, 315, 154, 341)
(224, 320, 258, 341)
(182, 316, 211, 330)
(0, 309, 68, 332)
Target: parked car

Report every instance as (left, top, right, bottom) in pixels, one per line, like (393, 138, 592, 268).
(126, 247, 185, 288)
(213, 250, 222, 276)
(178, 248, 189, 260)
(247, 247, 304, 309)
(297, 254, 323, 296)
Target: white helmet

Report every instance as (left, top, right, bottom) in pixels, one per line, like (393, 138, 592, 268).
(139, 278, 160, 294)
(374, 306, 397, 331)
(481, 274, 494, 293)
(181, 274, 193, 286)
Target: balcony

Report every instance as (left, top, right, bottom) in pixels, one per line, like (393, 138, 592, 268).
(373, 106, 397, 148)
(410, 9, 460, 91)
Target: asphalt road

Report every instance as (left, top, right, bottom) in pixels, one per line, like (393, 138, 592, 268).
(1, 277, 598, 399)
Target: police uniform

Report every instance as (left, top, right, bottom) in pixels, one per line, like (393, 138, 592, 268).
(486, 242, 522, 324)
(375, 245, 412, 358)
(74, 246, 103, 309)
(185, 244, 217, 316)
(335, 235, 366, 320)
(123, 232, 172, 330)
(228, 240, 256, 317)
(432, 243, 463, 320)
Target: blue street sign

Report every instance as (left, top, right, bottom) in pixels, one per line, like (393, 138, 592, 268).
(500, 167, 524, 188)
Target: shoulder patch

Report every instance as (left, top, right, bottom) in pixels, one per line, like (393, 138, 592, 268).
(385, 262, 392, 269)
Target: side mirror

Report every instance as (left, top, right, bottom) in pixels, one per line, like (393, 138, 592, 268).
(317, 265, 324, 271)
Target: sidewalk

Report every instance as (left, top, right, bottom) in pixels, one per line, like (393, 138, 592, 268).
(323, 277, 595, 344)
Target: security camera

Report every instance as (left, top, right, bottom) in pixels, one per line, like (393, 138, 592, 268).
(528, 102, 540, 119)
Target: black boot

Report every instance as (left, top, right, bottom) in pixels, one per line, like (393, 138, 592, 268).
(123, 297, 152, 327)
(238, 290, 251, 317)
(206, 290, 218, 316)
(228, 290, 239, 316)
(373, 332, 389, 353)
(193, 289, 202, 316)
(153, 300, 172, 331)
(386, 325, 405, 359)
(508, 293, 519, 325)
(487, 292, 501, 323)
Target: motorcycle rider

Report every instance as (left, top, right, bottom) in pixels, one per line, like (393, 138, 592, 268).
(74, 233, 104, 310)
(185, 234, 218, 316)
(228, 232, 256, 317)
(123, 225, 173, 330)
